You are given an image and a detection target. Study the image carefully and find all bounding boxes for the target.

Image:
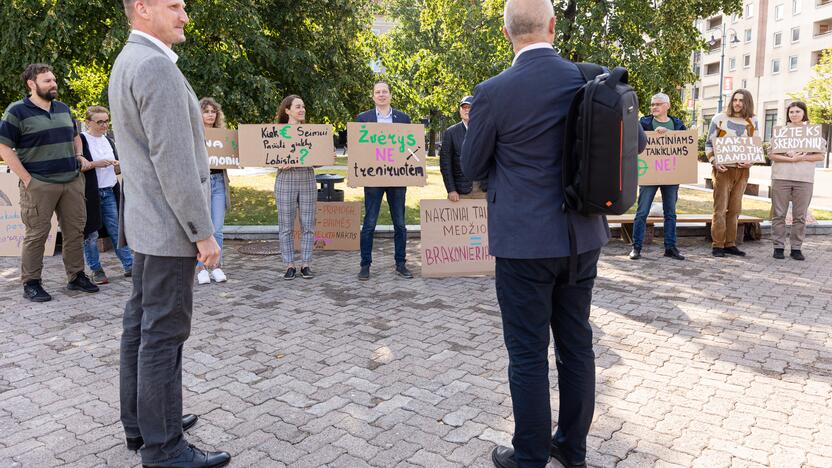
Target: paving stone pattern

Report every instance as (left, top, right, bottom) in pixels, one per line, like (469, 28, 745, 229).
(1, 237, 831, 467)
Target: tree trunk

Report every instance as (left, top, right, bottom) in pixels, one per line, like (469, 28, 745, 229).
(428, 108, 438, 156)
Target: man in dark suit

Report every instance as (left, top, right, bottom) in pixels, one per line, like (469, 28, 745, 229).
(440, 96, 487, 201)
(356, 81, 414, 281)
(462, 1, 644, 466)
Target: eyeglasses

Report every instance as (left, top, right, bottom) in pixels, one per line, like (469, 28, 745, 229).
(649, 103, 666, 107)
(92, 119, 109, 125)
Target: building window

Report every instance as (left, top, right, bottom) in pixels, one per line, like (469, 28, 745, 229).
(703, 114, 715, 130)
(744, 3, 753, 18)
(741, 79, 748, 88)
(705, 62, 721, 75)
(729, 57, 737, 71)
(764, 110, 778, 142)
(743, 54, 752, 68)
(772, 58, 781, 74)
(745, 28, 753, 42)
(732, 13, 739, 23)
(792, 26, 800, 42)
(775, 4, 785, 20)
(774, 31, 783, 46)
(793, 0, 801, 14)
(789, 55, 799, 70)
(693, 87, 700, 99)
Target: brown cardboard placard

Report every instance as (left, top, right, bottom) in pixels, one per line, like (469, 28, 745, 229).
(204, 128, 240, 169)
(291, 201, 361, 251)
(419, 199, 494, 277)
(346, 122, 427, 187)
(0, 173, 58, 257)
(770, 124, 827, 154)
(713, 135, 765, 165)
(638, 130, 699, 185)
(237, 123, 335, 168)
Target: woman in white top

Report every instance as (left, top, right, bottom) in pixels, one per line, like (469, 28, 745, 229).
(80, 106, 133, 284)
(769, 101, 824, 260)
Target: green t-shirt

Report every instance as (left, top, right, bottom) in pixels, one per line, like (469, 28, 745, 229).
(651, 118, 675, 131)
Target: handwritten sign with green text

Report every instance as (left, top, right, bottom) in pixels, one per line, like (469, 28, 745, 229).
(204, 128, 240, 169)
(420, 199, 494, 277)
(638, 130, 698, 185)
(238, 124, 335, 168)
(347, 122, 426, 187)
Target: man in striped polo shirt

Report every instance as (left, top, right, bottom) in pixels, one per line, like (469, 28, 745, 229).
(0, 63, 99, 302)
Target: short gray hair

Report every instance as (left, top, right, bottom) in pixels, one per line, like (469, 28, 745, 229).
(504, 0, 555, 39)
(651, 93, 671, 104)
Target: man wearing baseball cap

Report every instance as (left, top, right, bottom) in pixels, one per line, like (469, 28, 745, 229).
(440, 95, 487, 201)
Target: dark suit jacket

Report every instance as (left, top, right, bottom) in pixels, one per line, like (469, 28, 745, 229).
(461, 47, 612, 259)
(440, 122, 487, 194)
(356, 108, 411, 124)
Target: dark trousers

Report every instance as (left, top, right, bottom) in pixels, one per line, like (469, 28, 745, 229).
(120, 252, 196, 463)
(495, 249, 600, 467)
(360, 187, 407, 267)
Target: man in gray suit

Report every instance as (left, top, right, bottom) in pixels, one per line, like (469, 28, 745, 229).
(109, 1, 229, 467)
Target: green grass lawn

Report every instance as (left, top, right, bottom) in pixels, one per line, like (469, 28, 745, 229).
(226, 172, 832, 225)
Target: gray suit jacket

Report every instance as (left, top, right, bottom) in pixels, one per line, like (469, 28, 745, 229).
(109, 33, 213, 257)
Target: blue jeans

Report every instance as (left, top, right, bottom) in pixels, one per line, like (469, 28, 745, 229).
(197, 173, 227, 267)
(632, 185, 679, 249)
(84, 187, 133, 272)
(360, 187, 407, 267)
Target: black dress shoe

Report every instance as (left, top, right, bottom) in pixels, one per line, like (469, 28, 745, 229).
(300, 266, 314, 279)
(550, 441, 587, 467)
(283, 267, 296, 280)
(664, 247, 685, 260)
(142, 444, 230, 468)
(358, 265, 370, 281)
(773, 248, 785, 259)
(67, 271, 100, 293)
(23, 280, 52, 302)
(127, 414, 200, 451)
(628, 247, 641, 260)
(712, 247, 725, 257)
(790, 250, 805, 261)
(723, 246, 746, 256)
(395, 264, 413, 279)
(491, 446, 518, 468)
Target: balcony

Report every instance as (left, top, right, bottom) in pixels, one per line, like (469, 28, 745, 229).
(818, 0, 832, 7)
(704, 62, 720, 76)
(815, 18, 832, 37)
(707, 16, 723, 31)
(812, 48, 831, 65)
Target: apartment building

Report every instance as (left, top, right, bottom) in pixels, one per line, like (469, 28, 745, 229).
(688, 0, 832, 141)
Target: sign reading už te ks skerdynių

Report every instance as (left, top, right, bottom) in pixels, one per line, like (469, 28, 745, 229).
(204, 128, 240, 169)
(346, 122, 427, 187)
(237, 124, 335, 168)
(769, 124, 827, 154)
(0, 172, 58, 257)
(419, 198, 494, 278)
(638, 130, 699, 185)
(713, 135, 765, 166)
(292, 201, 361, 251)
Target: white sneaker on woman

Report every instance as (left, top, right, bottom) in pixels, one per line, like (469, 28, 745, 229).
(197, 269, 211, 285)
(210, 268, 227, 283)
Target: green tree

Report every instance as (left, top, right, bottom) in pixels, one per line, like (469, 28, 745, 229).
(0, 0, 377, 127)
(792, 49, 832, 165)
(378, 0, 741, 137)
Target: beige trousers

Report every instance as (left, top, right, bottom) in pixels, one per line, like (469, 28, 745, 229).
(770, 179, 813, 250)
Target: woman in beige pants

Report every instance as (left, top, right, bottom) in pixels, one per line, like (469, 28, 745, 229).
(769, 101, 824, 261)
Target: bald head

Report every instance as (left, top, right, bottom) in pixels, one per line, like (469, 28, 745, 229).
(504, 0, 556, 45)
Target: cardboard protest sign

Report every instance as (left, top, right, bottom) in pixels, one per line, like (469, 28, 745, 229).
(292, 201, 360, 251)
(770, 124, 827, 154)
(0, 173, 58, 257)
(420, 199, 494, 277)
(204, 128, 240, 169)
(713, 136, 765, 165)
(346, 122, 427, 187)
(638, 130, 699, 185)
(237, 124, 335, 168)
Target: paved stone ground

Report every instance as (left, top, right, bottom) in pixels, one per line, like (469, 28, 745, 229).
(1, 236, 831, 467)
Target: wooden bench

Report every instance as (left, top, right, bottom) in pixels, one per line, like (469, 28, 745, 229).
(704, 177, 771, 197)
(607, 214, 764, 245)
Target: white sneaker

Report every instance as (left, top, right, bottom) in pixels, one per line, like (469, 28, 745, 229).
(197, 269, 211, 285)
(210, 268, 227, 283)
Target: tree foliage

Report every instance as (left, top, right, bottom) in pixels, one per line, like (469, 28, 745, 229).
(378, 0, 741, 128)
(0, 0, 377, 127)
(792, 49, 832, 159)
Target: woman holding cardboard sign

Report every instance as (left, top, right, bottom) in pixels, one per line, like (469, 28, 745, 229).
(196, 97, 230, 285)
(768, 102, 824, 261)
(274, 95, 316, 280)
(705, 89, 759, 258)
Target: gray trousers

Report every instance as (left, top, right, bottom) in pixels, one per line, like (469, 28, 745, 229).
(120, 252, 196, 463)
(771, 179, 813, 250)
(275, 168, 317, 265)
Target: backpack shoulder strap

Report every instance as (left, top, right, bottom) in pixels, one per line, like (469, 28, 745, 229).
(576, 62, 605, 83)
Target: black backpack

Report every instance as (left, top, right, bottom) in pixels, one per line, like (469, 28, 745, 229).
(562, 63, 639, 216)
